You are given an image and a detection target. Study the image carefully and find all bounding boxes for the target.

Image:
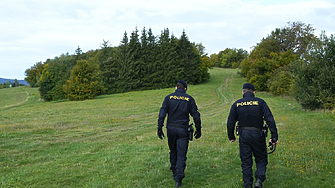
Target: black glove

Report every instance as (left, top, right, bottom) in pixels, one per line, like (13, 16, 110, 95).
(270, 138, 278, 145)
(194, 128, 201, 139)
(157, 126, 164, 140)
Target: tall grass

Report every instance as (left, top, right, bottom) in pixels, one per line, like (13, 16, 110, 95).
(1, 68, 334, 187)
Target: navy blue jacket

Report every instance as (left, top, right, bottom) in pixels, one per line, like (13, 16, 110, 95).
(227, 92, 278, 141)
(158, 88, 201, 129)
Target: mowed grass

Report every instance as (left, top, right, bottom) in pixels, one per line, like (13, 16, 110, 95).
(0, 86, 35, 108)
(1, 68, 334, 188)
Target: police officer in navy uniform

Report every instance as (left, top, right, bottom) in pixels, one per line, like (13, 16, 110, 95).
(227, 83, 278, 188)
(157, 80, 201, 187)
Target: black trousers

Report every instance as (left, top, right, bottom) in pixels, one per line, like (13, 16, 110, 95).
(167, 126, 189, 181)
(239, 129, 268, 187)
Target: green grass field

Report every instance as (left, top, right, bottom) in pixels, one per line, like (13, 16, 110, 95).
(1, 68, 334, 187)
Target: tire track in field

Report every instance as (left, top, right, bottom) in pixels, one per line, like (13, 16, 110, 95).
(0, 91, 30, 109)
(200, 72, 235, 116)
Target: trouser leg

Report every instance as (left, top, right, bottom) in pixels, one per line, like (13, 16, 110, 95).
(254, 138, 268, 182)
(174, 137, 189, 181)
(167, 129, 177, 172)
(239, 138, 253, 187)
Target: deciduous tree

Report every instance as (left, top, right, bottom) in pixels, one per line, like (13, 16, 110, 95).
(63, 60, 105, 101)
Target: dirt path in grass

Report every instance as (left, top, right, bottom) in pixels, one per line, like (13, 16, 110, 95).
(1, 91, 30, 108)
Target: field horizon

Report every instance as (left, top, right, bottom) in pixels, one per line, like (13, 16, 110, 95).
(1, 68, 334, 187)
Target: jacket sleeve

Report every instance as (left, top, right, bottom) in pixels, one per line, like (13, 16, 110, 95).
(190, 97, 201, 129)
(158, 96, 168, 127)
(227, 103, 237, 140)
(262, 101, 278, 140)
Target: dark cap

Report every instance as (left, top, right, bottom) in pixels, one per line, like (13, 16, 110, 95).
(177, 80, 187, 90)
(243, 83, 255, 91)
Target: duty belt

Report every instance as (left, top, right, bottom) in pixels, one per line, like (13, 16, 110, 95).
(167, 123, 188, 128)
(240, 126, 262, 132)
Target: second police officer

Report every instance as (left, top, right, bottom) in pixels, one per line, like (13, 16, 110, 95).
(227, 83, 278, 188)
(157, 80, 201, 187)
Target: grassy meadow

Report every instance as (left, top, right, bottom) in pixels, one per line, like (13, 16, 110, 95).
(1, 68, 334, 187)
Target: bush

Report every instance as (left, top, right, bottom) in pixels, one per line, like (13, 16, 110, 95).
(63, 60, 106, 101)
(293, 32, 335, 109)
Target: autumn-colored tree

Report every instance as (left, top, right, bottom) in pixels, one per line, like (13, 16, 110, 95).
(24, 61, 44, 87)
(241, 22, 315, 93)
(195, 43, 212, 81)
(63, 60, 105, 101)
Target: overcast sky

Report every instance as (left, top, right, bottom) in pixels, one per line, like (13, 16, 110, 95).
(1, 0, 334, 80)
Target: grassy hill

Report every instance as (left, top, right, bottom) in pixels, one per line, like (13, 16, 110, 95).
(1, 68, 334, 187)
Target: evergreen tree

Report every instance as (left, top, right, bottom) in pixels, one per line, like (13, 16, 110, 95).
(95, 39, 116, 93)
(128, 27, 142, 89)
(177, 30, 202, 84)
(155, 28, 171, 88)
(140, 27, 151, 89)
(115, 31, 132, 93)
(142, 28, 158, 89)
(75, 45, 83, 61)
(165, 33, 180, 86)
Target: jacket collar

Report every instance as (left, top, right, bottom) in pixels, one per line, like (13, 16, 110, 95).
(175, 88, 186, 93)
(243, 92, 255, 98)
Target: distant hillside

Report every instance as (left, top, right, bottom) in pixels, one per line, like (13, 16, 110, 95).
(0, 77, 28, 85)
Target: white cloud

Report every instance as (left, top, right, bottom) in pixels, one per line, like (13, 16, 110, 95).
(0, 0, 334, 79)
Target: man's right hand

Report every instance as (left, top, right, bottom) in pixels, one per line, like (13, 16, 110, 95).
(194, 128, 201, 139)
(269, 138, 278, 145)
(157, 126, 164, 140)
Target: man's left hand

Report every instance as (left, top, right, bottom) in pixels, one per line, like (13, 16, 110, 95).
(157, 126, 164, 140)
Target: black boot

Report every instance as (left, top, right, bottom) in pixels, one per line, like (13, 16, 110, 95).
(174, 180, 183, 187)
(254, 179, 262, 188)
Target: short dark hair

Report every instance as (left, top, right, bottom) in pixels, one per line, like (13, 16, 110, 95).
(243, 89, 254, 93)
(176, 80, 187, 90)
(176, 82, 186, 89)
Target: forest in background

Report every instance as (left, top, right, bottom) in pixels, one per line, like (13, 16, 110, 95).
(23, 22, 335, 110)
(24, 28, 212, 101)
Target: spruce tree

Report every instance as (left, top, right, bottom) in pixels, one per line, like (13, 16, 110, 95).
(144, 28, 158, 88)
(177, 30, 202, 84)
(128, 27, 142, 90)
(115, 31, 132, 93)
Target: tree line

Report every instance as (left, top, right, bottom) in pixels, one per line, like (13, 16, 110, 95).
(209, 48, 249, 69)
(24, 27, 212, 101)
(24, 22, 334, 110)
(0, 79, 24, 89)
(207, 21, 334, 110)
(238, 22, 334, 110)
